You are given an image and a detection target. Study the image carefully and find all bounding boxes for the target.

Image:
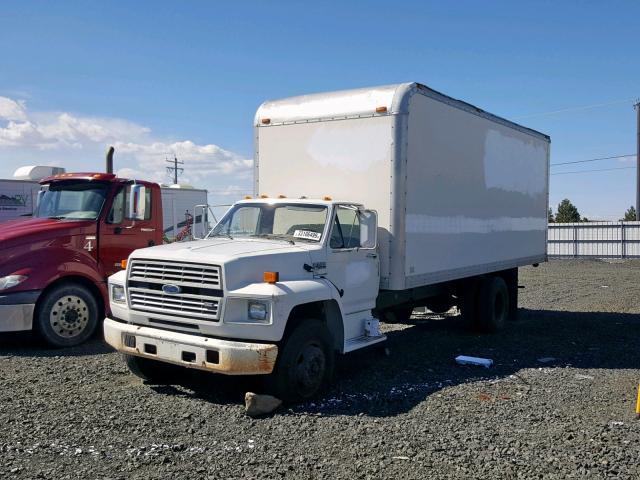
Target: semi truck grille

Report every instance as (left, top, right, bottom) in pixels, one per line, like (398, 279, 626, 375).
(129, 260, 221, 289)
(127, 260, 222, 321)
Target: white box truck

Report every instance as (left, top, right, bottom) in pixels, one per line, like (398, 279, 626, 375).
(104, 82, 550, 402)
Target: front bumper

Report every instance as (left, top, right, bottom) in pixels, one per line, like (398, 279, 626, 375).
(103, 318, 278, 375)
(0, 290, 40, 332)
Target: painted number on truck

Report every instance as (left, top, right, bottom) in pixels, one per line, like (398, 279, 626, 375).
(84, 236, 96, 252)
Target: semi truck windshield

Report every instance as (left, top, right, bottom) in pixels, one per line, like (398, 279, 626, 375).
(209, 203, 328, 242)
(35, 182, 109, 220)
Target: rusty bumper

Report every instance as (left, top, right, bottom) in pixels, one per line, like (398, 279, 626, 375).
(103, 318, 278, 375)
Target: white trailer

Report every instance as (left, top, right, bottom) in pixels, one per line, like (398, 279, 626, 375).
(160, 186, 208, 240)
(104, 82, 550, 402)
(0, 179, 40, 223)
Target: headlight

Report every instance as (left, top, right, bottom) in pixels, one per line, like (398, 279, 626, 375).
(111, 284, 126, 303)
(0, 275, 27, 291)
(248, 301, 268, 322)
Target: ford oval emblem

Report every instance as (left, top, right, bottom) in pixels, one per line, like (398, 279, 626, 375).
(162, 284, 181, 294)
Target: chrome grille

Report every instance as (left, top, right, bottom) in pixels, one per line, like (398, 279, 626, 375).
(129, 260, 221, 289)
(127, 259, 222, 321)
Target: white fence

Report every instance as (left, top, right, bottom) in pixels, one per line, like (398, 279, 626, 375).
(548, 221, 640, 258)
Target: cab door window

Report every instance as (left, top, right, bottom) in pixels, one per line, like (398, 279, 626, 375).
(107, 186, 152, 224)
(330, 206, 361, 249)
(107, 188, 125, 224)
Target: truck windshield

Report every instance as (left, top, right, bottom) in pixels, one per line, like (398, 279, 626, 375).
(34, 181, 109, 220)
(209, 203, 328, 243)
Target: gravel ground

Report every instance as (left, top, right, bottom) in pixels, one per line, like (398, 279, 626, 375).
(2, 259, 640, 479)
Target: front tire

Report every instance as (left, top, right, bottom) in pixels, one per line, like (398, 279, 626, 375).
(266, 320, 335, 403)
(35, 283, 99, 347)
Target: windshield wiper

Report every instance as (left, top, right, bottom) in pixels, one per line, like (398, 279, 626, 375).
(250, 234, 295, 245)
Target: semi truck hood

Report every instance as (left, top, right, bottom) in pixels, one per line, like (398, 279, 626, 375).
(0, 217, 95, 249)
(129, 238, 320, 290)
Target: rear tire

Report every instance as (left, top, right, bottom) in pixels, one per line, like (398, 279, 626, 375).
(265, 320, 335, 403)
(477, 276, 509, 333)
(124, 354, 180, 383)
(35, 283, 99, 348)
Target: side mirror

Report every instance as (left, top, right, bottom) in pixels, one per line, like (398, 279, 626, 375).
(128, 184, 147, 220)
(359, 210, 377, 248)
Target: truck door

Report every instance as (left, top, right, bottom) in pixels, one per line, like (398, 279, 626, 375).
(325, 206, 379, 315)
(99, 184, 157, 278)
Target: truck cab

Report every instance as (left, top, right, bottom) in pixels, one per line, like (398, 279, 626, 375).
(104, 197, 383, 401)
(0, 172, 162, 347)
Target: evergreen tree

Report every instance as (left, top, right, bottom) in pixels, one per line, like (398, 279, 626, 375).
(555, 199, 581, 223)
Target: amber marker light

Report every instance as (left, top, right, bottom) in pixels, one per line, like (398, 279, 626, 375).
(323, 196, 332, 201)
(375, 106, 388, 113)
(121, 259, 128, 269)
(263, 271, 279, 284)
(260, 194, 269, 198)
(261, 118, 271, 125)
(244, 195, 252, 199)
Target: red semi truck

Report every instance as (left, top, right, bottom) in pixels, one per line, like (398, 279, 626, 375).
(0, 170, 206, 347)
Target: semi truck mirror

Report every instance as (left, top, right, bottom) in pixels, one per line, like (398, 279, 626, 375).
(128, 184, 147, 220)
(359, 210, 378, 248)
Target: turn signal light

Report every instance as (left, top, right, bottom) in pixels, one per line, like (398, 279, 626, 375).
(263, 271, 279, 284)
(121, 259, 128, 269)
(375, 106, 388, 113)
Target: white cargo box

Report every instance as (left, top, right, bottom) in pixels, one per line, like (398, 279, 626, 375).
(255, 82, 550, 290)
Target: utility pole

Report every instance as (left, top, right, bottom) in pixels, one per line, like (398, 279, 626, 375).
(166, 155, 184, 185)
(636, 101, 640, 220)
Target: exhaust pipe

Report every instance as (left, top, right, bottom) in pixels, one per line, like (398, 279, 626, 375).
(106, 146, 115, 174)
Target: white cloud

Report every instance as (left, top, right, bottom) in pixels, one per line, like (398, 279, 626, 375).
(0, 96, 253, 203)
(0, 97, 27, 121)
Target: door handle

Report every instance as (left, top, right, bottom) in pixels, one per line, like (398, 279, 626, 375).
(141, 228, 155, 232)
(366, 253, 377, 258)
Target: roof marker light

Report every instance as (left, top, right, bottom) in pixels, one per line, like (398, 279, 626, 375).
(261, 118, 271, 125)
(278, 194, 286, 198)
(375, 106, 388, 113)
(244, 195, 252, 199)
(260, 194, 269, 198)
(263, 271, 279, 284)
(323, 196, 332, 201)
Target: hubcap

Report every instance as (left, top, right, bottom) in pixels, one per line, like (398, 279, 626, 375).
(49, 295, 90, 338)
(293, 343, 326, 398)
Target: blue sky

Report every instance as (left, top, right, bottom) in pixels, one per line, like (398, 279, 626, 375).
(1, 1, 639, 219)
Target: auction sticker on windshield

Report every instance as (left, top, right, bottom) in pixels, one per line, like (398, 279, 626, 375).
(293, 230, 322, 241)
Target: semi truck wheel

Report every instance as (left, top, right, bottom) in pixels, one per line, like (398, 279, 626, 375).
(124, 354, 179, 383)
(35, 283, 99, 348)
(476, 276, 509, 333)
(266, 320, 335, 403)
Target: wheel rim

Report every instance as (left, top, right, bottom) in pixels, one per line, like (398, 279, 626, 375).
(49, 295, 90, 338)
(293, 342, 326, 398)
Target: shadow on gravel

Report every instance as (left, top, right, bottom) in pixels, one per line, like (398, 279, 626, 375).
(0, 332, 112, 357)
(130, 308, 640, 417)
